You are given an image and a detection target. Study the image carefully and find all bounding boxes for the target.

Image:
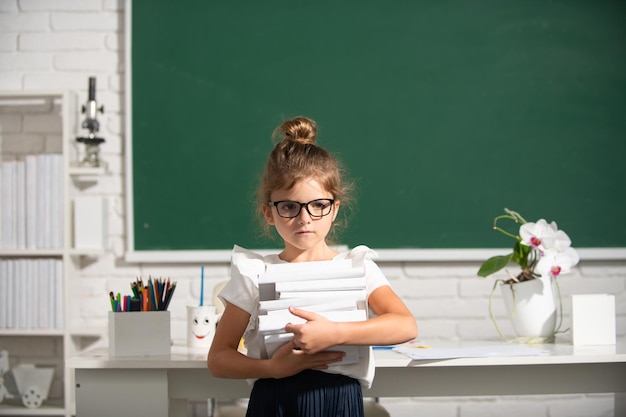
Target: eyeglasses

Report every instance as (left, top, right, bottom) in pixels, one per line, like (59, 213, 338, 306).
(269, 199, 335, 219)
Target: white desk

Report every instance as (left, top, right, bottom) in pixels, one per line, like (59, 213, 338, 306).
(68, 339, 626, 417)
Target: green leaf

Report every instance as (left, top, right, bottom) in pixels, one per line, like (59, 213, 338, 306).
(477, 253, 514, 277)
(511, 239, 530, 269)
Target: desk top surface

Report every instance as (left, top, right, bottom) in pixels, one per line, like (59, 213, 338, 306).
(67, 338, 626, 370)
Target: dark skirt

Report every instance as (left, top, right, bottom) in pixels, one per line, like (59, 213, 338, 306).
(246, 370, 364, 417)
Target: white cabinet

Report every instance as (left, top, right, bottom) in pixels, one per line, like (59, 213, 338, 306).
(0, 91, 104, 417)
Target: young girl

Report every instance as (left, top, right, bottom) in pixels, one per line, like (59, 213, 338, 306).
(207, 116, 417, 417)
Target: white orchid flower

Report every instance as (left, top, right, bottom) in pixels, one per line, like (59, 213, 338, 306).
(479, 209, 581, 282)
(533, 219, 573, 251)
(536, 247, 580, 278)
(544, 229, 573, 252)
(519, 219, 556, 251)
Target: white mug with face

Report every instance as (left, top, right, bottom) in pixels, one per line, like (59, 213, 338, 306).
(187, 305, 219, 348)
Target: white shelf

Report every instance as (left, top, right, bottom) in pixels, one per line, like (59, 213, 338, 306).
(0, 329, 64, 337)
(68, 165, 108, 177)
(0, 400, 65, 416)
(0, 250, 64, 257)
(0, 90, 106, 417)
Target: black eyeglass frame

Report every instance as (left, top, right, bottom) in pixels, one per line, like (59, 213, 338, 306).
(268, 199, 336, 219)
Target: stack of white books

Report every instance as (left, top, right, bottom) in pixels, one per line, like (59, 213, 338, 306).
(258, 259, 368, 365)
(0, 258, 63, 330)
(0, 154, 63, 249)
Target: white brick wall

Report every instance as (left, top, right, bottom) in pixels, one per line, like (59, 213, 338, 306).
(1, 1, 624, 416)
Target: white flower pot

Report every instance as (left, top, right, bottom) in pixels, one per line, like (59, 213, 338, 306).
(500, 275, 557, 339)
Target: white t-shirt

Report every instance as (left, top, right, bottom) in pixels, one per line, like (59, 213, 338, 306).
(218, 244, 390, 389)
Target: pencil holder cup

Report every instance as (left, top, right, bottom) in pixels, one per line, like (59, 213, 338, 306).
(187, 305, 219, 349)
(108, 311, 171, 357)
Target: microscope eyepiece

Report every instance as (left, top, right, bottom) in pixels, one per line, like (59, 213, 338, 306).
(88, 77, 96, 101)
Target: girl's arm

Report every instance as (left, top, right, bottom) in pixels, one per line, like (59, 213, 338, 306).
(207, 301, 346, 379)
(285, 285, 417, 354)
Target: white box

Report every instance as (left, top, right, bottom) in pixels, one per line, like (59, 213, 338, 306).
(108, 311, 171, 356)
(73, 196, 107, 249)
(571, 294, 616, 345)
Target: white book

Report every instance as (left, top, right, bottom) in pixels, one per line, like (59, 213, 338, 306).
(39, 260, 50, 329)
(261, 260, 363, 283)
(16, 259, 26, 328)
(54, 259, 63, 329)
(8, 161, 17, 248)
(15, 160, 26, 249)
(24, 260, 32, 328)
(260, 266, 365, 283)
(6, 260, 14, 328)
(42, 154, 52, 248)
(0, 161, 16, 248)
(261, 298, 360, 313)
(260, 296, 334, 312)
(266, 258, 352, 275)
(25, 260, 35, 329)
(266, 301, 360, 317)
(277, 289, 367, 300)
(0, 165, 3, 248)
(13, 260, 20, 328)
(50, 154, 63, 249)
(46, 260, 54, 329)
(35, 155, 46, 248)
(47, 259, 55, 329)
(263, 332, 293, 355)
(36, 259, 45, 328)
(25, 155, 38, 249)
(22, 259, 30, 328)
(0, 260, 6, 328)
(259, 309, 367, 334)
(263, 333, 361, 365)
(31, 260, 39, 329)
(33, 260, 40, 328)
(274, 277, 366, 293)
(0, 164, 2, 247)
(34, 259, 42, 328)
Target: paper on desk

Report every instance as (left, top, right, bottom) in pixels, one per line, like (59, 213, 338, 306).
(394, 344, 550, 360)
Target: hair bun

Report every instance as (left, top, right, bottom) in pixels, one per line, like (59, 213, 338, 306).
(275, 116, 317, 145)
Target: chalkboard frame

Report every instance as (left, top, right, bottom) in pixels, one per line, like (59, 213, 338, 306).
(124, 0, 626, 262)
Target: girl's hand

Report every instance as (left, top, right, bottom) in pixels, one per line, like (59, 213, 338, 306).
(284, 307, 340, 354)
(269, 339, 345, 378)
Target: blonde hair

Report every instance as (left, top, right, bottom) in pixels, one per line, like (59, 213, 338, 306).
(256, 116, 353, 242)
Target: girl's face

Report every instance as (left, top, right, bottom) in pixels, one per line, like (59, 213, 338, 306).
(263, 177, 340, 260)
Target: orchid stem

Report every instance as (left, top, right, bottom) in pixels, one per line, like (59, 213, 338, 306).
(554, 278, 566, 335)
(493, 226, 518, 240)
(503, 208, 527, 224)
(489, 280, 508, 342)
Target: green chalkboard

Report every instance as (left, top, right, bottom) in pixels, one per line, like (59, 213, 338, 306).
(130, 0, 626, 251)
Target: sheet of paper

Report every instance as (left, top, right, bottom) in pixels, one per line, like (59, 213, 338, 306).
(394, 344, 550, 360)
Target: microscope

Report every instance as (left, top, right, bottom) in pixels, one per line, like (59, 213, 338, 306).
(76, 77, 105, 167)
